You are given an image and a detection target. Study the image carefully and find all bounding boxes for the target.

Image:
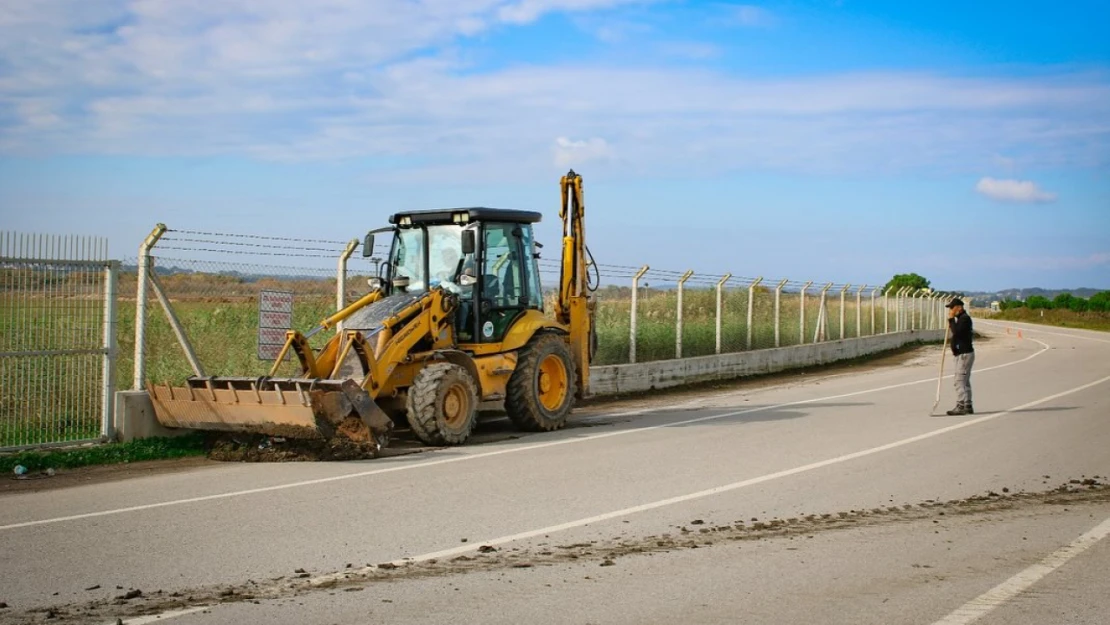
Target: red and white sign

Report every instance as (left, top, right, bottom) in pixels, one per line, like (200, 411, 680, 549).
(258, 289, 294, 360)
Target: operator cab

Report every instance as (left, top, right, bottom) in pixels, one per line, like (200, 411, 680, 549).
(363, 208, 545, 344)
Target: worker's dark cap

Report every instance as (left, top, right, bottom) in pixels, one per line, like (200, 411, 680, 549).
(945, 298, 965, 308)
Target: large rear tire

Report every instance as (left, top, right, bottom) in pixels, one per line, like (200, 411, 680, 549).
(506, 334, 576, 432)
(406, 363, 479, 445)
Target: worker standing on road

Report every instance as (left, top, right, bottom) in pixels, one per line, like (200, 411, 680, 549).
(945, 298, 975, 415)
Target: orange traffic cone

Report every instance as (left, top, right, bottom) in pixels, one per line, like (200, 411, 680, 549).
(1018, 330, 1023, 339)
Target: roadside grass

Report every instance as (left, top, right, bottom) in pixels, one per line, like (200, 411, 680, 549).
(4, 282, 905, 456)
(1, 433, 206, 474)
(987, 308, 1110, 333)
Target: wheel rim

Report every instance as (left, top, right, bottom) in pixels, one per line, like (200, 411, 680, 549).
(443, 383, 470, 428)
(537, 354, 569, 411)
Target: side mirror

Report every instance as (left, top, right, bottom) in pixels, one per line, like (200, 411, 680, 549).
(362, 233, 374, 257)
(461, 230, 476, 255)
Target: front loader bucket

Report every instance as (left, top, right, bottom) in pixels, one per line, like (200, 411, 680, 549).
(147, 377, 393, 449)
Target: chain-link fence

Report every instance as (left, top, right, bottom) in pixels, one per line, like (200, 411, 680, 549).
(128, 224, 954, 387)
(602, 268, 949, 366)
(127, 226, 387, 391)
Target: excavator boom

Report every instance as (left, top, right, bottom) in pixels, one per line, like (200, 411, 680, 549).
(557, 169, 595, 398)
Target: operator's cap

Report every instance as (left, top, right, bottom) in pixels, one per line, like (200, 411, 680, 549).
(945, 298, 965, 308)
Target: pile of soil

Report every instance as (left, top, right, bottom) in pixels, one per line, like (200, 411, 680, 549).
(205, 434, 380, 462)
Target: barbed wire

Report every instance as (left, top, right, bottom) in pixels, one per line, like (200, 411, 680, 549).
(160, 236, 381, 255)
(166, 228, 353, 245)
(157, 228, 870, 293)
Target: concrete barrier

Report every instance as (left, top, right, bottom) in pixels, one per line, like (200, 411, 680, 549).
(114, 330, 942, 439)
(115, 390, 190, 442)
(589, 329, 943, 396)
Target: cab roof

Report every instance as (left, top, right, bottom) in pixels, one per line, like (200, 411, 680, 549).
(389, 207, 542, 226)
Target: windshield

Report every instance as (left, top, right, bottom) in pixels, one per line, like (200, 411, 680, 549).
(388, 224, 467, 293)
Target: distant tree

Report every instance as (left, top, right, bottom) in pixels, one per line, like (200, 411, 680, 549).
(1052, 293, 1075, 310)
(1068, 297, 1090, 313)
(1089, 291, 1110, 312)
(1000, 299, 1025, 310)
(883, 273, 931, 294)
(1025, 295, 1052, 310)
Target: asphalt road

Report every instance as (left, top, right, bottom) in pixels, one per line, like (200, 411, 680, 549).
(1, 319, 1108, 625)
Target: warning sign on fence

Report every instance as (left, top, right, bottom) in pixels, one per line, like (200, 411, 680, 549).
(258, 289, 293, 361)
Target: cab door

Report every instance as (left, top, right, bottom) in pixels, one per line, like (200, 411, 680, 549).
(477, 223, 528, 343)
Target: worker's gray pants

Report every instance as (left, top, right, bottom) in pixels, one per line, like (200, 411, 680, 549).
(954, 352, 975, 405)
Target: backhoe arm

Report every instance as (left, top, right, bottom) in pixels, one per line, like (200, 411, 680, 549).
(557, 169, 594, 397)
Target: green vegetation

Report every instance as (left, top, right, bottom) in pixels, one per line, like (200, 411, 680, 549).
(4, 271, 902, 454)
(883, 273, 931, 293)
(997, 290, 1110, 314)
(1, 434, 206, 473)
(990, 307, 1110, 333)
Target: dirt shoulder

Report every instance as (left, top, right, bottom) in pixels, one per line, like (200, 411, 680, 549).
(0, 456, 220, 496)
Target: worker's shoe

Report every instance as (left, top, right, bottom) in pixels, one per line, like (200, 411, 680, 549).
(946, 403, 970, 416)
(964, 403, 974, 415)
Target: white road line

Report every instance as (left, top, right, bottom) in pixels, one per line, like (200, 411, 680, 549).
(116, 370, 1110, 625)
(932, 514, 1110, 625)
(119, 606, 211, 624)
(0, 337, 1055, 532)
(311, 373, 1110, 577)
(979, 320, 1110, 345)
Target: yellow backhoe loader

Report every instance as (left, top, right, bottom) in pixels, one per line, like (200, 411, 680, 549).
(147, 170, 598, 453)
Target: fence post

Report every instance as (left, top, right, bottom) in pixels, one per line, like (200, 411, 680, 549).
(101, 261, 119, 440)
(897, 287, 911, 331)
(746, 276, 763, 350)
(800, 280, 813, 345)
(855, 284, 866, 338)
(630, 265, 650, 364)
(676, 270, 693, 359)
(913, 289, 925, 331)
(134, 223, 167, 390)
(148, 271, 206, 378)
(336, 238, 359, 334)
(716, 273, 732, 355)
(839, 283, 851, 340)
(884, 287, 894, 334)
(774, 278, 788, 347)
(870, 288, 880, 335)
(815, 283, 833, 342)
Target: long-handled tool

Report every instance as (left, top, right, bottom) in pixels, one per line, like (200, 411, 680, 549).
(932, 321, 950, 414)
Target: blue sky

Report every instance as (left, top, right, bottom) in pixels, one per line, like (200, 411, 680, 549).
(1, 0, 1108, 291)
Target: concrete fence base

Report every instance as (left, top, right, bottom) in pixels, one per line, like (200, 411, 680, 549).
(114, 330, 942, 441)
(589, 329, 943, 396)
(115, 390, 190, 443)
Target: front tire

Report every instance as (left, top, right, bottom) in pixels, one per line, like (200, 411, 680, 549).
(506, 334, 576, 432)
(406, 363, 479, 445)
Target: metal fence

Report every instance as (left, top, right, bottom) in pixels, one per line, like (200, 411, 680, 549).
(1, 233, 118, 450)
(129, 223, 959, 391)
(130, 225, 388, 389)
(603, 269, 953, 365)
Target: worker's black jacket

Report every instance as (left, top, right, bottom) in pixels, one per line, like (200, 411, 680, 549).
(948, 311, 974, 356)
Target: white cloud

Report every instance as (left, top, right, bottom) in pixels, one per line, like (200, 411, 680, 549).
(731, 5, 774, 27)
(0, 1, 1107, 182)
(553, 136, 614, 167)
(975, 177, 1058, 203)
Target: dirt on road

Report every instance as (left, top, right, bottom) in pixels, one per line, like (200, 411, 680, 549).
(4, 477, 1105, 625)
